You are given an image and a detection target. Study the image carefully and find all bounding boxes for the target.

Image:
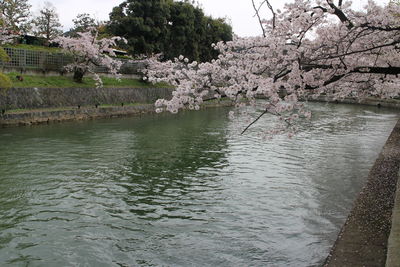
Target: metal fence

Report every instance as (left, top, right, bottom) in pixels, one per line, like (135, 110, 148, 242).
(0, 47, 145, 75)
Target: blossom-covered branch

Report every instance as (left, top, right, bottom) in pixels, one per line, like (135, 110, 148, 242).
(0, 15, 15, 91)
(145, 0, 400, 135)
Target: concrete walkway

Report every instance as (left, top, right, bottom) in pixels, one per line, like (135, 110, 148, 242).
(386, 169, 400, 267)
(325, 119, 400, 266)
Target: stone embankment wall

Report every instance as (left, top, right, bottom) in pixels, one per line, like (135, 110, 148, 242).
(0, 87, 233, 126)
(0, 87, 174, 126)
(311, 96, 400, 109)
(0, 87, 173, 110)
(0, 104, 157, 126)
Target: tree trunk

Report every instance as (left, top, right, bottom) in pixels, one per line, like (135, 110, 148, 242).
(73, 68, 85, 83)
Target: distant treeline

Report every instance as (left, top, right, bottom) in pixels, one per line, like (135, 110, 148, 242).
(107, 0, 233, 62)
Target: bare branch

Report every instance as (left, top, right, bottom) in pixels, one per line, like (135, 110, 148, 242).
(368, 47, 382, 81)
(303, 64, 400, 76)
(265, 0, 276, 30)
(360, 24, 400, 31)
(354, 66, 400, 75)
(241, 109, 268, 135)
(325, 0, 354, 28)
(252, 0, 267, 37)
(311, 39, 400, 61)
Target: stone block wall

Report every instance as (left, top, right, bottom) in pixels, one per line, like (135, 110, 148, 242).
(0, 87, 173, 110)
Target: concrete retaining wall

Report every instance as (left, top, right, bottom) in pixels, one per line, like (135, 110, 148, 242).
(0, 87, 173, 110)
(311, 96, 400, 109)
(0, 104, 157, 126)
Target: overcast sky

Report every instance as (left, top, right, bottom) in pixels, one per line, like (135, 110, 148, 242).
(28, 0, 390, 37)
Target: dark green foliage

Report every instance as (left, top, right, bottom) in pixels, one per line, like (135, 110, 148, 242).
(108, 0, 171, 56)
(0, 47, 10, 62)
(63, 13, 98, 37)
(108, 0, 232, 62)
(72, 13, 97, 33)
(197, 17, 233, 62)
(31, 4, 62, 42)
(0, 72, 12, 93)
(163, 1, 198, 61)
(5, 72, 170, 89)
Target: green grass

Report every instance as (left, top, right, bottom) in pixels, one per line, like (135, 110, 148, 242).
(5, 107, 76, 113)
(2, 44, 62, 53)
(99, 103, 146, 107)
(6, 72, 171, 89)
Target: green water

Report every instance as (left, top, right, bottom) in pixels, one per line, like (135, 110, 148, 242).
(0, 103, 398, 266)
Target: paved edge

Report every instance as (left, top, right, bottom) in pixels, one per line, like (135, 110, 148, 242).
(325, 118, 400, 267)
(386, 168, 400, 267)
(0, 101, 233, 127)
(309, 96, 400, 110)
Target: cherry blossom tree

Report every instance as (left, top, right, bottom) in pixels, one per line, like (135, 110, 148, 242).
(0, 15, 14, 91)
(145, 0, 400, 135)
(0, 13, 13, 44)
(55, 29, 126, 86)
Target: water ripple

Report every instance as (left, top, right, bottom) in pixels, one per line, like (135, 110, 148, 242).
(0, 103, 398, 266)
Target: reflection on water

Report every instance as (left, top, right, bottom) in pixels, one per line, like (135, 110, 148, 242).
(0, 103, 398, 266)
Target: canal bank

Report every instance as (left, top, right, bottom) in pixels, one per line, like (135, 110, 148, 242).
(0, 86, 174, 110)
(387, 167, 400, 267)
(311, 96, 400, 110)
(0, 86, 173, 126)
(0, 104, 157, 126)
(312, 96, 400, 266)
(310, 96, 400, 266)
(0, 101, 233, 127)
(0, 87, 234, 127)
(325, 117, 400, 266)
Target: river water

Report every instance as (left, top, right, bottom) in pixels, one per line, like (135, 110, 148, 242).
(0, 103, 398, 266)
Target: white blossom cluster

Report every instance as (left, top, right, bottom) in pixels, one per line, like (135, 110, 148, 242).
(145, 0, 400, 135)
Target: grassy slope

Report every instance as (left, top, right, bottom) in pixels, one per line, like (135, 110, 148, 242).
(6, 72, 170, 89)
(3, 44, 62, 53)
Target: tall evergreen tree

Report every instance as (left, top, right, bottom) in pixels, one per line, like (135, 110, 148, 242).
(164, 1, 197, 60)
(72, 13, 97, 33)
(165, 2, 232, 62)
(108, 0, 232, 61)
(199, 17, 232, 62)
(108, 0, 172, 56)
(32, 2, 62, 43)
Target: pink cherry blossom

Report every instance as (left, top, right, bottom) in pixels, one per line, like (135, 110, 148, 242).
(145, 0, 400, 135)
(55, 28, 127, 87)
